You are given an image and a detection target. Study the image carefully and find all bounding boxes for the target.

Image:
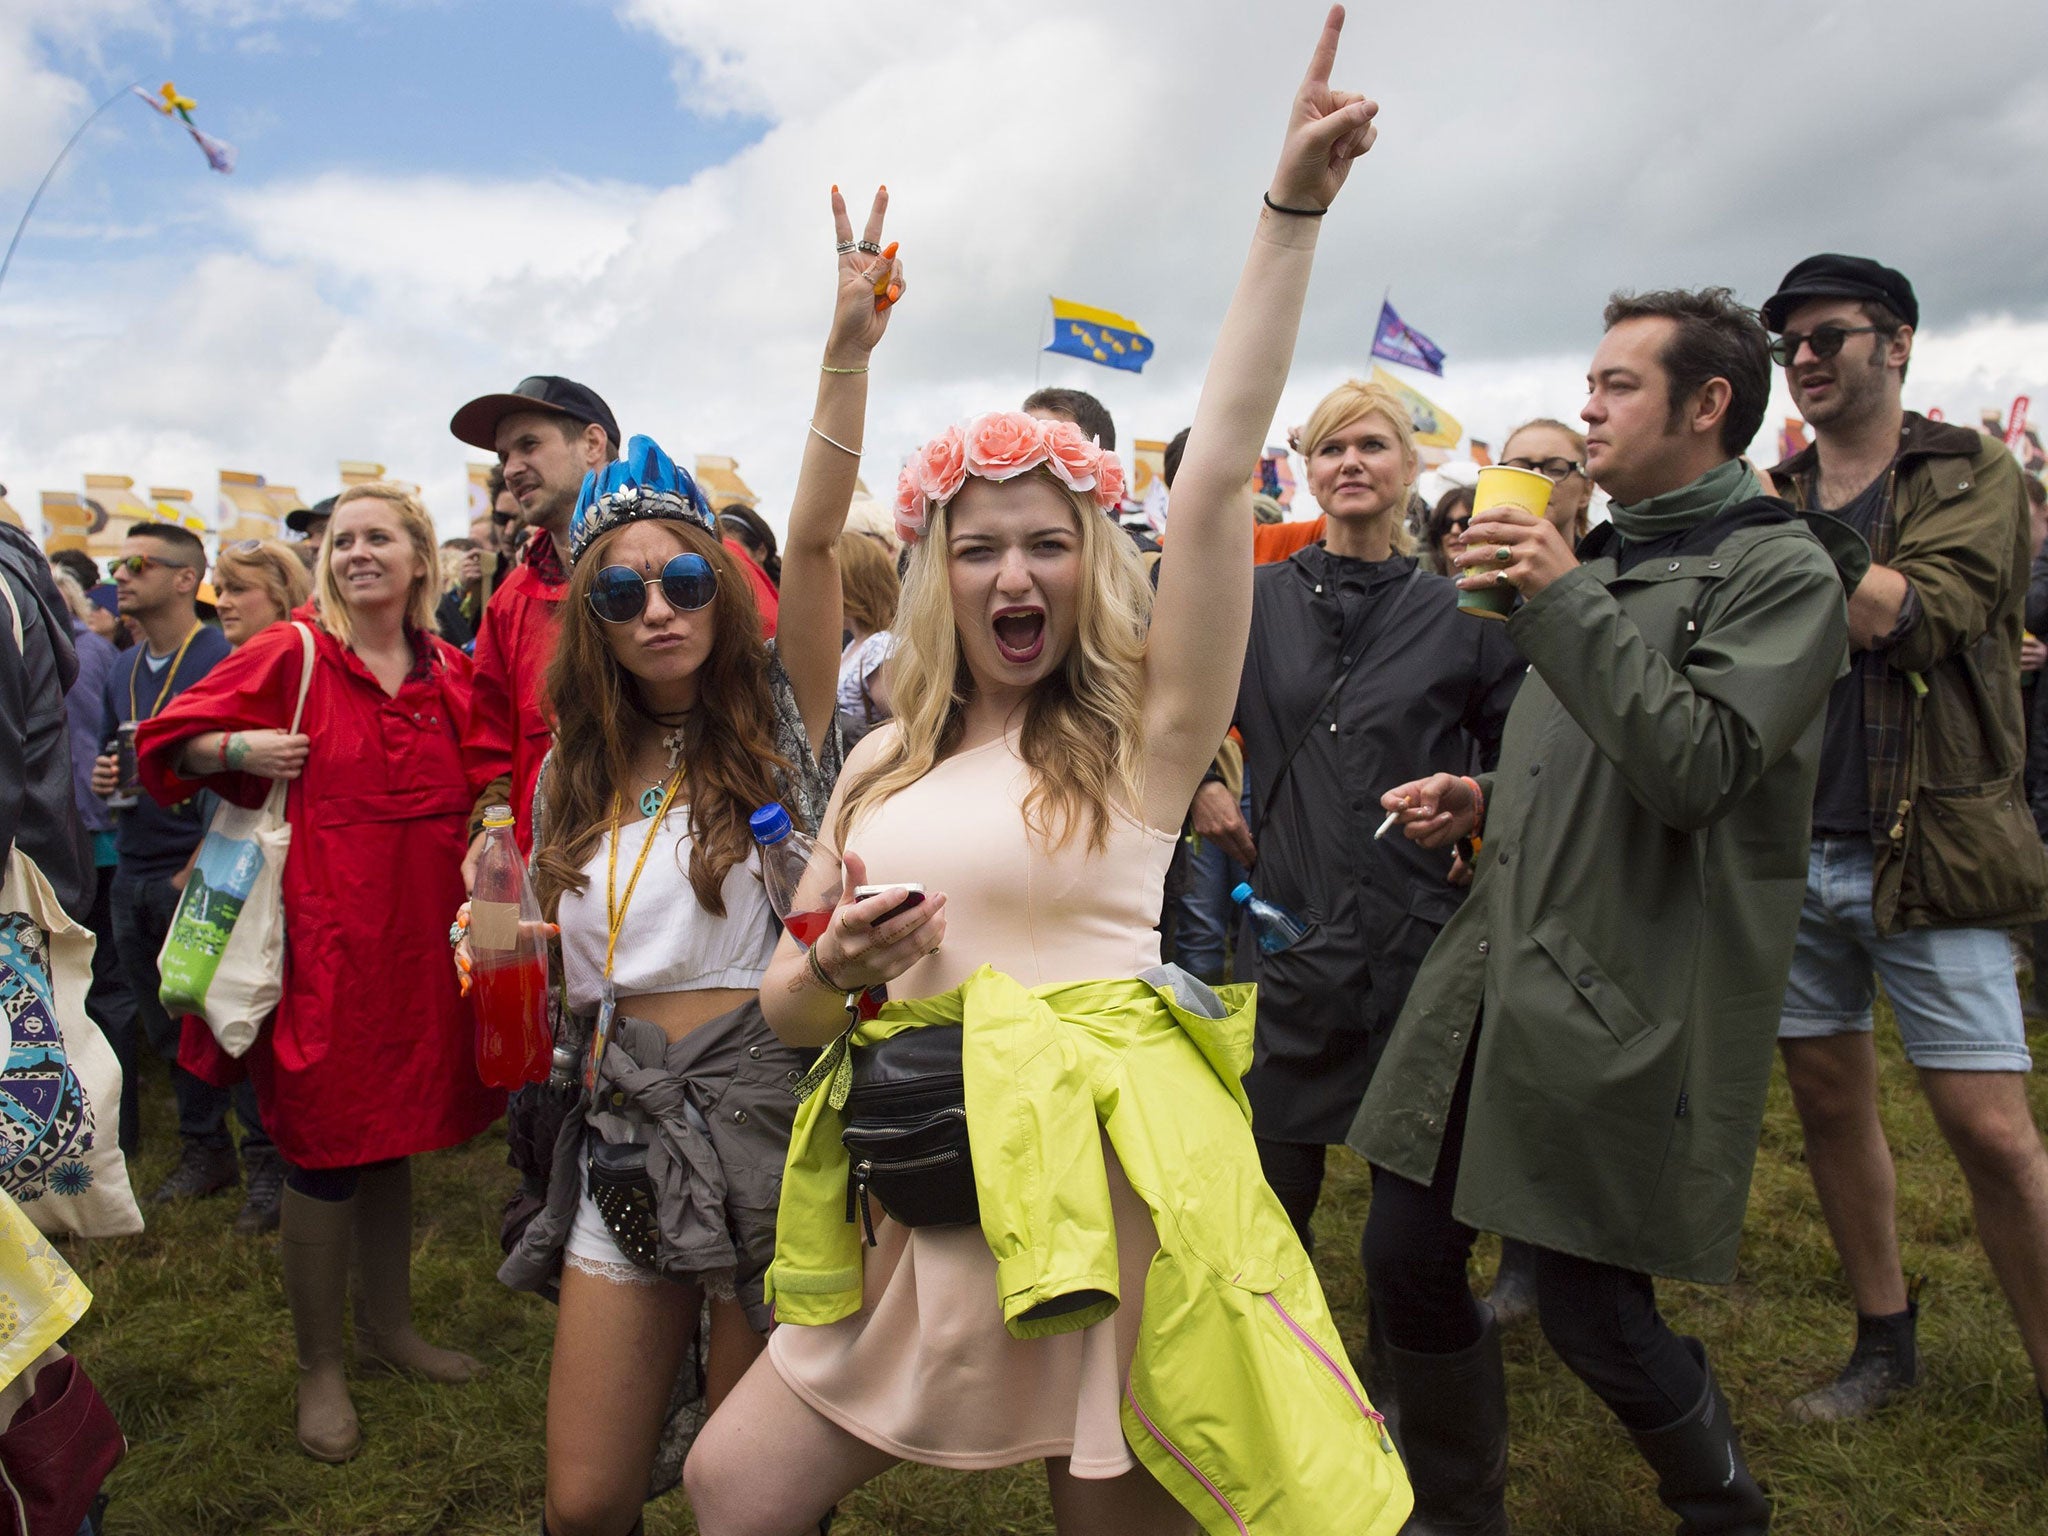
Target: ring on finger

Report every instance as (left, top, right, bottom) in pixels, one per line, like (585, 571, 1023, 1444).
(856, 240, 883, 255)
(1493, 544, 1513, 565)
(834, 240, 857, 254)
(447, 921, 465, 950)
(1494, 571, 1513, 588)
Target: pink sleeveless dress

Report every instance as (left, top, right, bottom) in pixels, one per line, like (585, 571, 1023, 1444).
(768, 728, 1176, 1478)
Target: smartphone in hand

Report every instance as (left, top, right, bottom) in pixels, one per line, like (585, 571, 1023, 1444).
(854, 884, 926, 925)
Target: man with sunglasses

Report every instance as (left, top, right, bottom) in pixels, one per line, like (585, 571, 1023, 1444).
(86, 523, 279, 1223)
(448, 375, 620, 870)
(1765, 255, 2048, 1441)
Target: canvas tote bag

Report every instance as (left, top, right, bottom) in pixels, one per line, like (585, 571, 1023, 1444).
(156, 621, 315, 1056)
(0, 578, 142, 1238)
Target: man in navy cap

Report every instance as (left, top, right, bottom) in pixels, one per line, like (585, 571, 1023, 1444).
(449, 375, 619, 868)
(1766, 255, 2048, 1440)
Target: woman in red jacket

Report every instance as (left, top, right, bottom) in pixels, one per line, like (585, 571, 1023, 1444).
(137, 483, 504, 1464)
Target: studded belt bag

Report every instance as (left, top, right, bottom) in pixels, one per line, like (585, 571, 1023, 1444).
(586, 1138, 661, 1269)
(842, 1024, 977, 1243)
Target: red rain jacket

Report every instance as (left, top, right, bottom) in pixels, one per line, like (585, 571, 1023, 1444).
(137, 617, 505, 1168)
(462, 560, 565, 856)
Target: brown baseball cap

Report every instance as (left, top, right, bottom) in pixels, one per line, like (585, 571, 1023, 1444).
(449, 375, 619, 453)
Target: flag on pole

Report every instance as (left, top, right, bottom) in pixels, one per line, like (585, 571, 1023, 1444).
(131, 82, 236, 174)
(1368, 366, 1461, 451)
(1369, 299, 1445, 376)
(1045, 299, 1153, 374)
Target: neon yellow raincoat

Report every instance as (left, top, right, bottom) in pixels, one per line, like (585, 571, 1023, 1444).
(767, 966, 1412, 1536)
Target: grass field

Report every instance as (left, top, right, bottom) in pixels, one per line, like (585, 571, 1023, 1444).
(59, 1003, 2048, 1535)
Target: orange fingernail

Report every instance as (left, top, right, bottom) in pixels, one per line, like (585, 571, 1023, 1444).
(831, 183, 839, 194)
(882, 241, 898, 259)
(887, 283, 902, 303)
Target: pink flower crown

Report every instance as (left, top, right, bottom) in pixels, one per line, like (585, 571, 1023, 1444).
(894, 410, 1126, 547)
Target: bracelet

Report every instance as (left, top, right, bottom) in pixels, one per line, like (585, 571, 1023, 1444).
(805, 942, 848, 994)
(1263, 192, 1328, 217)
(820, 363, 869, 375)
(1459, 775, 1486, 832)
(808, 420, 863, 458)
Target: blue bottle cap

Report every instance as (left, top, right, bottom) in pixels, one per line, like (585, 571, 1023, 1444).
(749, 803, 792, 845)
(1231, 881, 1255, 905)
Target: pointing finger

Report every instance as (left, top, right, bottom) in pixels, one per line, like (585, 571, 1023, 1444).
(1302, 4, 1345, 91)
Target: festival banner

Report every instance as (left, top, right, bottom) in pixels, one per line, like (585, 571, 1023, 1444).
(2005, 396, 2031, 451)
(40, 493, 97, 554)
(1129, 440, 1169, 507)
(219, 471, 282, 542)
(150, 487, 208, 538)
(1257, 448, 1297, 510)
(338, 461, 385, 488)
(1369, 299, 1446, 377)
(696, 455, 756, 508)
(1368, 365, 1462, 453)
(1045, 299, 1153, 375)
(467, 463, 495, 520)
(1469, 441, 1493, 467)
(82, 475, 154, 556)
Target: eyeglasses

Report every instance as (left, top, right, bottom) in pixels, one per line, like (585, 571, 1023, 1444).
(106, 554, 194, 579)
(1500, 457, 1585, 483)
(1769, 324, 1886, 368)
(587, 552, 718, 624)
(225, 539, 264, 554)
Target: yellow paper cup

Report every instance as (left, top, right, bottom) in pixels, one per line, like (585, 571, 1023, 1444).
(1457, 464, 1556, 620)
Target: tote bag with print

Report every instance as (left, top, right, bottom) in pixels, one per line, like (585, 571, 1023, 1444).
(0, 578, 142, 1238)
(156, 622, 315, 1056)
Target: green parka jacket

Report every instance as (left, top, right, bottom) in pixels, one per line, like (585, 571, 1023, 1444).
(1773, 414, 2048, 933)
(1348, 480, 1849, 1284)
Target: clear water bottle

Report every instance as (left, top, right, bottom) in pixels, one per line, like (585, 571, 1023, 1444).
(470, 804, 554, 1089)
(749, 802, 832, 945)
(1232, 881, 1311, 955)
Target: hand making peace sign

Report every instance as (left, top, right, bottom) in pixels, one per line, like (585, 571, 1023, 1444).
(824, 184, 908, 364)
(1268, 5, 1380, 215)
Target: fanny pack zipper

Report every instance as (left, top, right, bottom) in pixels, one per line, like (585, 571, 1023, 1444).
(846, 1148, 963, 1246)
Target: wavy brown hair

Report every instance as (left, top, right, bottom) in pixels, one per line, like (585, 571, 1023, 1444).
(532, 519, 789, 921)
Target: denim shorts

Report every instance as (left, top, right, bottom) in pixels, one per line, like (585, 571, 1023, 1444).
(1778, 836, 2031, 1072)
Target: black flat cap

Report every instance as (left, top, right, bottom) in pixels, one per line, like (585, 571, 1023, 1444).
(1762, 254, 1918, 333)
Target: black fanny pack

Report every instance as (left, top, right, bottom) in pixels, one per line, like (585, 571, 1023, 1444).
(842, 1025, 977, 1243)
(587, 1139, 661, 1271)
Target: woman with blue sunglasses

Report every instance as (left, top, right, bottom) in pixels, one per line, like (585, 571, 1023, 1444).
(487, 185, 902, 1536)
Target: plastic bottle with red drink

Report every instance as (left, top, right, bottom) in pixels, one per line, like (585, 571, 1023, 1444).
(750, 802, 882, 1019)
(470, 804, 554, 1089)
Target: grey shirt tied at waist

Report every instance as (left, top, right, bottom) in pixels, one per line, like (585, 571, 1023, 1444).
(499, 999, 809, 1331)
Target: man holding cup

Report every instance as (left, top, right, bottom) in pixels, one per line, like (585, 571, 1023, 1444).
(1347, 287, 1851, 1533)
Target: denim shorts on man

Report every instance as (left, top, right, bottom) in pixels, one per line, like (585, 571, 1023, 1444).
(1779, 836, 2031, 1071)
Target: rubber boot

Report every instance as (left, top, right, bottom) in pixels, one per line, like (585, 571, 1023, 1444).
(280, 1187, 362, 1462)
(352, 1159, 483, 1382)
(1788, 1295, 1917, 1423)
(1629, 1338, 1771, 1535)
(1384, 1309, 1510, 1535)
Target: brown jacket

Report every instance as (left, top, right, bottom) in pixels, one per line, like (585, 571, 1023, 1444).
(1775, 414, 2048, 932)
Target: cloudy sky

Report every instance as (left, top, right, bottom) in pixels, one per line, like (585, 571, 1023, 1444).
(4, 0, 2046, 539)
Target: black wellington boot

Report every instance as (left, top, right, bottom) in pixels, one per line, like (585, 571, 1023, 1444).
(1383, 1309, 1511, 1535)
(1629, 1338, 1771, 1535)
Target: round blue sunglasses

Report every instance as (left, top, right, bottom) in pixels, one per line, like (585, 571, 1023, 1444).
(587, 552, 718, 624)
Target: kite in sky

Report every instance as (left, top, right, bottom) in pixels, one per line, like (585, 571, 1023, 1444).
(131, 81, 237, 174)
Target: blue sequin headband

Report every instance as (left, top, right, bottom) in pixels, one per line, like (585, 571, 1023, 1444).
(568, 434, 717, 564)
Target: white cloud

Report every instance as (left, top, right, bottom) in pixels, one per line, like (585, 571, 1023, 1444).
(4, 0, 2046, 542)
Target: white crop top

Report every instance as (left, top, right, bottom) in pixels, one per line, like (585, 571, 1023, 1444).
(557, 809, 779, 1012)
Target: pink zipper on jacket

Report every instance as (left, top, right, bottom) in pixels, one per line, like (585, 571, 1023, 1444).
(1266, 1292, 1394, 1451)
(1125, 1383, 1251, 1536)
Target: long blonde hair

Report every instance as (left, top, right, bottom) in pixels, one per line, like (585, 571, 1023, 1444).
(315, 483, 440, 644)
(1301, 378, 1419, 555)
(834, 468, 1150, 856)
(213, 537, 312, 624)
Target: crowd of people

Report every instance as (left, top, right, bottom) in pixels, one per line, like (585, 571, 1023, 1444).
(6, 10, 2048, 1534)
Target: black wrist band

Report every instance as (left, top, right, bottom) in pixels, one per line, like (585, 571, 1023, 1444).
(1263, 192, 1328, 217)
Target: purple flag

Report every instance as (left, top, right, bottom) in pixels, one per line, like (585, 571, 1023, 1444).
(1370, 300, 1445, 376)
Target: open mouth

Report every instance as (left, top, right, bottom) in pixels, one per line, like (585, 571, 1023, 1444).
(992, 607, 1046, 664)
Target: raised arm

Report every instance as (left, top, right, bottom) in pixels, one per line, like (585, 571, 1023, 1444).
(777, 186, 908, 753)
(1141, 6, 1379, 825)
